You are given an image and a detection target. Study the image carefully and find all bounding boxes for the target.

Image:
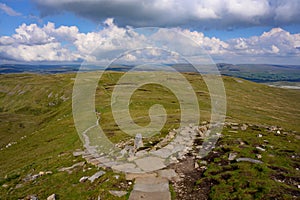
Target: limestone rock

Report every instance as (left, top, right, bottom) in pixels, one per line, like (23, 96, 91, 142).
(236, 157, 263, 164)
(109, 190, 127, 197)
(134, 134, 144, 150)
(256, 146, 266, 152)
(79, 176, 89, 183)
(135, 157, 166, 172)
(240, 124, 248, 131)
(47, 194, 56, 200)
(157, 169, 179, 181)
(88, 171, 106, 183)
(58, 162, 85, 174)
(126, 172, 157, 181)
(228, 152, 238, 161)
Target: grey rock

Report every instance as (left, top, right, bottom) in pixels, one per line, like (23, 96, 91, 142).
(240, 124, 248, 131)
(199, 160, 207, 165)
(15, 183, 23, 189)
(109, 190, 127, 197)
(58, 162, 85, 174)
(112, 163, 140, 173)
(256, 154, 262, 159)
(135, 157, 166, 172)
(79, 176, 89, 183)
(125, 172, 157, 181)
(47, 194, 56, 200)
(236, 158, 263, 164)
(133, 177, 169, 192)
(28, 195, 38, 200)
(151, 148, 172, 158)
(88, 171, 106, 183)
(157, 169, 179, 181)
(256, 146, 266, 151)
(228, 152, 238, 161)
(73, 150, 85, 157)
(134, 134, 144, 150)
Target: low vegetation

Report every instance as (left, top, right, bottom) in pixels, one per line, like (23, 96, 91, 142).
(0, 72, 299, 199)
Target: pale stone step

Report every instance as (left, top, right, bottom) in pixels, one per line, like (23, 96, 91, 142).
(129, 177, 171, 200)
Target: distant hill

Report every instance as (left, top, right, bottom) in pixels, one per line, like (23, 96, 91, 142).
(217, 63, 300, 82)
(1, 63, 300, 83)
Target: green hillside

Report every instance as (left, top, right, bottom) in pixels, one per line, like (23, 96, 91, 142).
(0, 72, 299, 199)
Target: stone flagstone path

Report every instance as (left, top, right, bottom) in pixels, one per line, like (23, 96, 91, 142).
(74, 122, 222, 199)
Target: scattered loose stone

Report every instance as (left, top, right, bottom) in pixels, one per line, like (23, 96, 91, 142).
(109, 190, 127, 197)
(256, 154, 262, 159)
(199, 160, 207, 165)
(39, 171, 45, 176)
(15, 183, 23, 189)
(47, 194, 56, 200)
(256, 146, 266, 152)
(240, 124, 248, 131)
(114, 175, 120, 179)
(73, 150, 85, 157)
(228, 152, 238, 161)
(27, 195, 38, 200)
(88, 171, 106, 183)
(58, 162, 85, 174)
(79, 176, 89, 183)
(2, 184, 8, 188)
(236, 158, 263, 164)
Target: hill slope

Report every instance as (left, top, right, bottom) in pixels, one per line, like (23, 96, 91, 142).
(0, 72, 299, 199)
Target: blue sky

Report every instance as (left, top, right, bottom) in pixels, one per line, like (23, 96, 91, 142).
(0, 0, 300, 64)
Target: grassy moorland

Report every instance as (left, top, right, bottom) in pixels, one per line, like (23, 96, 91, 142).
(0, 72, 299, 199)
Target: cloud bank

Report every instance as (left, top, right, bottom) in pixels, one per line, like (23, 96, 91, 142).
(0, 19, 299, 64)
(32, 0, 300, 29)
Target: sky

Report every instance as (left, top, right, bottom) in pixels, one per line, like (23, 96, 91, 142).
(0, 0, 300, 65)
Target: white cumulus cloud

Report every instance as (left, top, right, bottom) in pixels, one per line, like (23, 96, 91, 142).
(0, 19, 299, 64)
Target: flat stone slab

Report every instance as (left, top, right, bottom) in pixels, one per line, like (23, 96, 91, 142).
(129, 177, 170, 200)
(135, 157, 166, 172)
(126, 172, 157, 181)
(129, 190, 171, 200)
(111, 163, 140, 173)
(150, 148, 173, 158)
(157, 169, 179, 181)
(134, 177, 169, 192)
